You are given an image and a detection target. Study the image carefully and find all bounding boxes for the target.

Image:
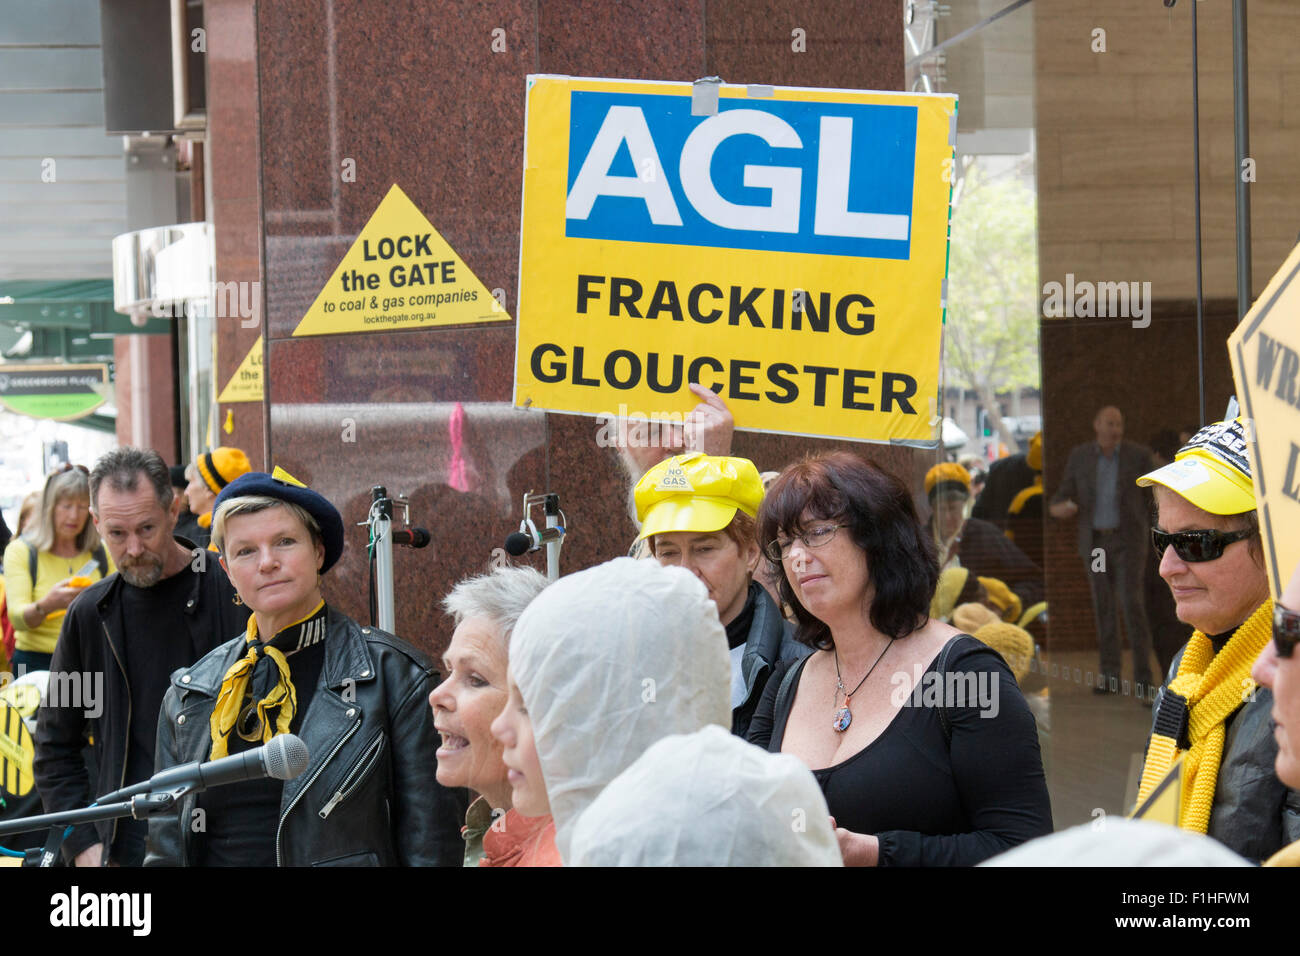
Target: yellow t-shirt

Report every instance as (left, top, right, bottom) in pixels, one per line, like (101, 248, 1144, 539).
(3, 539, 115, 656)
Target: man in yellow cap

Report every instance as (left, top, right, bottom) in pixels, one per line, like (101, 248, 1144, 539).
(1135, 418, 1300, 862)
(183, 447, 251, 547)
(634, 453, 809, 738)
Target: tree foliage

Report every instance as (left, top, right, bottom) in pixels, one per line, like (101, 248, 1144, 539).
(944, 160, 1040, 438)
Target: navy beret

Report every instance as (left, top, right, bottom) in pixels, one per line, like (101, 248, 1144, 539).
(212, 471, 346, 573)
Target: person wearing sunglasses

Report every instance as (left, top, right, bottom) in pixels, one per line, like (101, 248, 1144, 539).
(1250, 562, 1300, 865)
(1134, 418, 1300, 862)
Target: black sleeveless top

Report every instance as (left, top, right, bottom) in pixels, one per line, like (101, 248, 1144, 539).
(748, 635, 1052, 866)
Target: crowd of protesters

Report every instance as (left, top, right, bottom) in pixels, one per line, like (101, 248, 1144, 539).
(1, 391, 1299, 869)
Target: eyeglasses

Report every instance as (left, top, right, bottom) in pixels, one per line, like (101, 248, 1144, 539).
(764, 523, 849, 562)
(1151, 526, 1254, 563)
(1275, 603, 1300, 659)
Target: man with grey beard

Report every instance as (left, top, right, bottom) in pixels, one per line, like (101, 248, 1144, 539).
(34, 447, 250, 866)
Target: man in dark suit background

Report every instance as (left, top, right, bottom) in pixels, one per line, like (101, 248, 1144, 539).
(1050, 406, 1156, 696)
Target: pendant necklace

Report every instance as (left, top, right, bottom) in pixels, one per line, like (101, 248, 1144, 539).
(832, 637, 895, 733)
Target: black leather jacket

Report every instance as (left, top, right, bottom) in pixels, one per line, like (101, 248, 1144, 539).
(144, 605, 466, 866)
(33, 544, 248, 863)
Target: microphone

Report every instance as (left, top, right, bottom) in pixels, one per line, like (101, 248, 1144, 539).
(505, 524, 564, 556)
(392, 527, 430, 548)
(102, 734, 310, 801)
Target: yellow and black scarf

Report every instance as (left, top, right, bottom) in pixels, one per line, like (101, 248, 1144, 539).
(209, 601, 327, 759)
(1136, 599, 1272, 834)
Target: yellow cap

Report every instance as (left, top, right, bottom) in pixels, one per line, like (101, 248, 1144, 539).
(634, 453, 764, 542)
(1136, 418, 1254, 515)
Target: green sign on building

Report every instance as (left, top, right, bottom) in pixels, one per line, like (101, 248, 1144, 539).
(0, 364, 110, 421)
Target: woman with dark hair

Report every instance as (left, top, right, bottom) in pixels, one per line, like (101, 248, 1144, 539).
(748, 451, 1051, 866)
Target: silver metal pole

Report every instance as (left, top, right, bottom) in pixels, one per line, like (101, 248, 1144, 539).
(374, 510, 395, 632)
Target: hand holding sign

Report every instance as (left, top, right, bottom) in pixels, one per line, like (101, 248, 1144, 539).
(682, 383, 735, 457)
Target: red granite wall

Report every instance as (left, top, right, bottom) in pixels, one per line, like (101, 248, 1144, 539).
(239, 0, 907, 662)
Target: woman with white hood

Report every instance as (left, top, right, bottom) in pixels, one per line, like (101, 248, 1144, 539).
(491, 556, 732, 863)
(569, 725, 842, 866)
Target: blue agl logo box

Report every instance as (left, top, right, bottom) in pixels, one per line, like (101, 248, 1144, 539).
(563, 91, 918, 261)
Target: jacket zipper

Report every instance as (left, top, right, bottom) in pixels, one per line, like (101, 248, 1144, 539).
(318, 734, 384, 819)
(101, 621, 131, 855)
(276, 716, 360, 866)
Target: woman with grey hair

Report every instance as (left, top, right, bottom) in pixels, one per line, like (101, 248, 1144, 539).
(430, 564, 556, 866)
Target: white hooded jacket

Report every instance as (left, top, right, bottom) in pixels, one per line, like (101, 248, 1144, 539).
(568, 724, 842, 866)
(509, 557, 732, 861)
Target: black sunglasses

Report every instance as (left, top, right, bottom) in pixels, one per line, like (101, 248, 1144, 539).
(1276, 604, 1300, 659)
(1151, 526, 1254, 563)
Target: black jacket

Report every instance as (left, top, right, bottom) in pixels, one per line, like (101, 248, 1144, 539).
(731, 584, 810, 739)
(33, 544, 249, 863)
(144, 605, 466, 866)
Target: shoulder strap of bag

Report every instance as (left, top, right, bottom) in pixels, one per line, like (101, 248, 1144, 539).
(27, 539, 36, 585)
(935, 636, 961, 748)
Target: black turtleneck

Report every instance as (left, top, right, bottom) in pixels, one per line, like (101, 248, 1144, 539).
(724, 582, 760, 651)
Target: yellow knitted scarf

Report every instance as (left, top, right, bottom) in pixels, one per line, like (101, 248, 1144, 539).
(1135, 599, 1272, 834)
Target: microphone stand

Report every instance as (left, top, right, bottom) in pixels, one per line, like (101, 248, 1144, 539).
(0, 791, 183, 840)
(363, 486, 430, 633)
(543, 493, 563, 582)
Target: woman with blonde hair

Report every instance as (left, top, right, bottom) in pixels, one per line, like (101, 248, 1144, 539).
(3, 465, 112, 672)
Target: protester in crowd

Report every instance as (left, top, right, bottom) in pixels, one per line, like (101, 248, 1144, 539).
(749, 451, 1052, 866)
(1050, 405, 1156, 694)
(1134, 418, 1300, 862)
(146, 469, 465, 866)
(34, 448, 249, 866)
(1252, 560, 1300, 866)
(431, 565, 556, 867)
(633, 453, 809, 737)
(0, 509, 11, 554)
(182, 446, 251, 547)
(927, 462, 1042, 609)
(492, 557, 731, 863)
(4, 465, 113, 673)
(170, 463, 203, 544)
(568, 725, 841, 866)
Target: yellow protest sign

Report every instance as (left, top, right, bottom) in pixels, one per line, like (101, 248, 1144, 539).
(217, 336, 263, 403)
(514, 75, 956, 443)
(293, 183, 511, 336)
(1229, 242, 1300, 600)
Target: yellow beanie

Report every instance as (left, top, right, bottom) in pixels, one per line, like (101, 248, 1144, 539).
(972, 620, 1035, 684)
(196, 447, 252, 494)
(926, 462, 971, 498)
(952, 601, 1000, 635)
